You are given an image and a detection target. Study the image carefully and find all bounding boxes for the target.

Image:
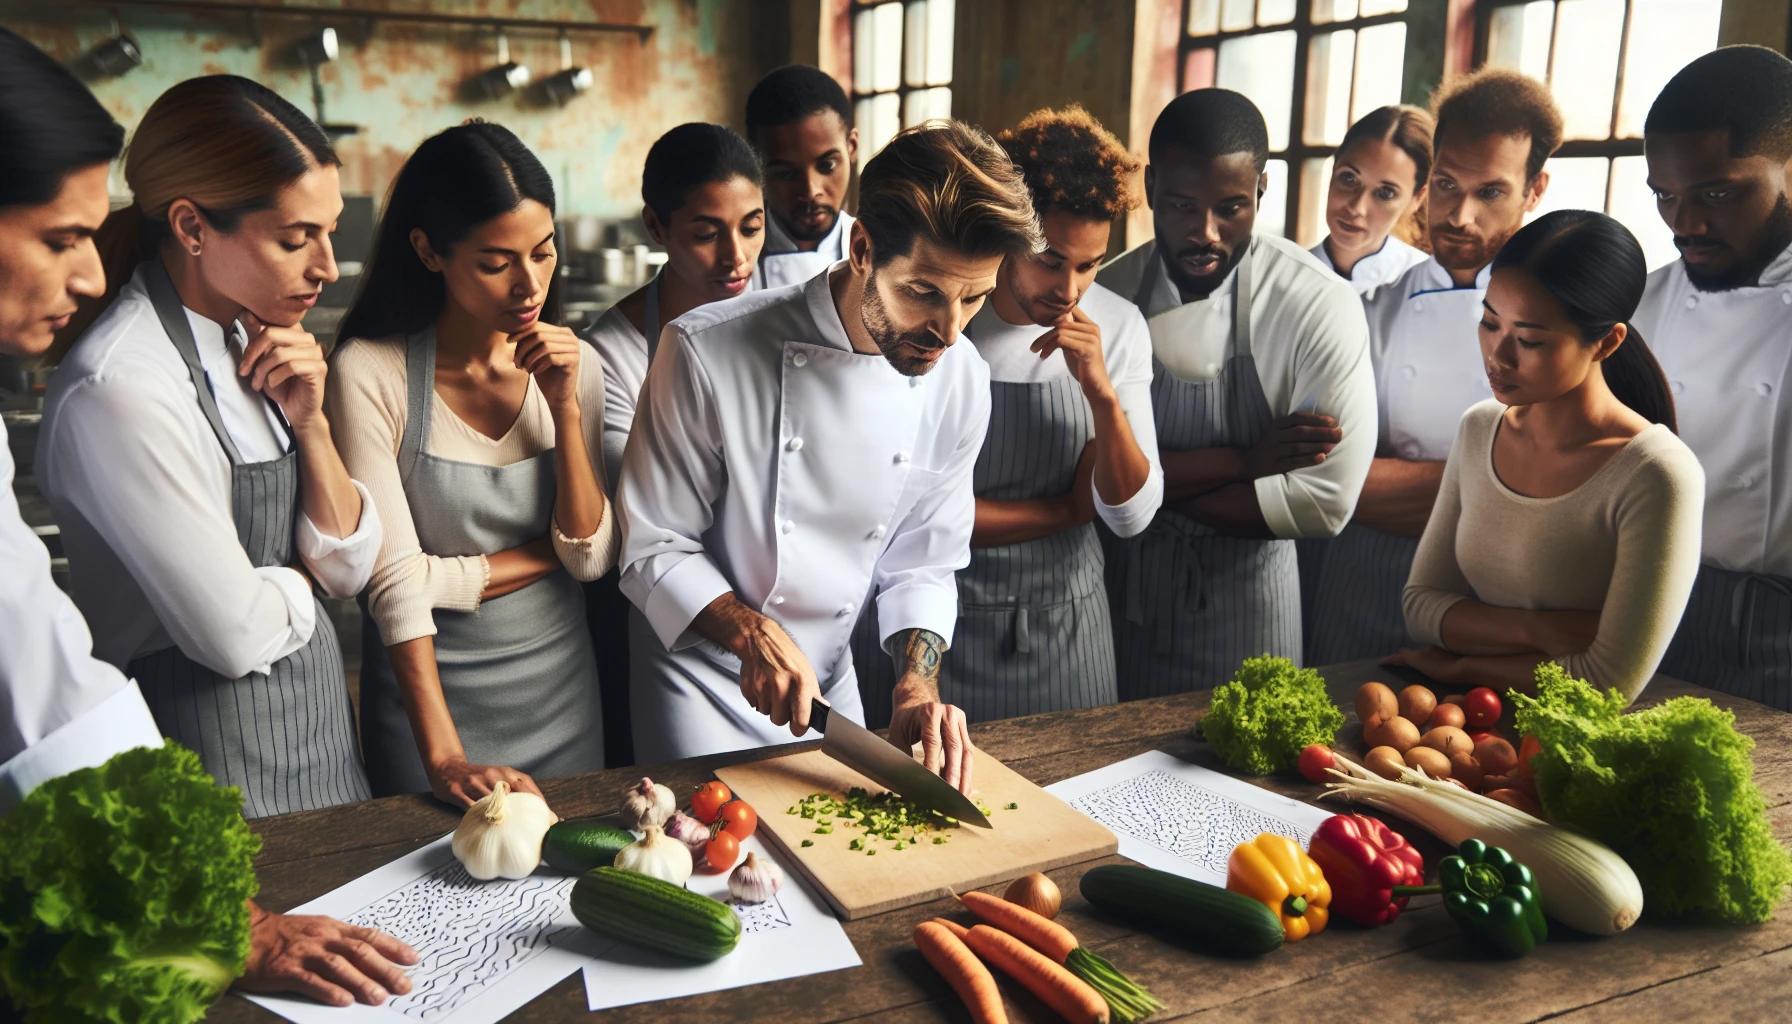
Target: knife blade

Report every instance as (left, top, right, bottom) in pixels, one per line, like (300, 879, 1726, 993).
(809, 699, 992, 828)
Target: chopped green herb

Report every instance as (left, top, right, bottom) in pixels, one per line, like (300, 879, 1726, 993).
(1005, 802, 1019, 810)
(894, 841, 907, 850)
(800, 839, 813, 847)
(866, 848, 876, 856)
(786, 806, 799, 815)
(814, 826, 832, 834)
(932, 837, 946, 844)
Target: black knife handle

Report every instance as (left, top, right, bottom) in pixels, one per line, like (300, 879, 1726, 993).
(809, 698, 831, 733)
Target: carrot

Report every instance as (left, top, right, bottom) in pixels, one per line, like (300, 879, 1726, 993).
(963, 924, 1109, 1024)
(958, 890, 1078, 962)
(933, 916, 973, 941)
(915, 920, 1009, 1024)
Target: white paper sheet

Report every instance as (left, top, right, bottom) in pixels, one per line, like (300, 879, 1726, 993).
(241, 834, 590, 1024)
(1044, 750, 1334, 884)
(580, 833, 861, 1011)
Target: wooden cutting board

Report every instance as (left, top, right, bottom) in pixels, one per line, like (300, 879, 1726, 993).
(716, 746, 1116, 920)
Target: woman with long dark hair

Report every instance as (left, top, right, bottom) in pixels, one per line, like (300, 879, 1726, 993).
(1309, 104, 1433, 293)
(328, 122, 614, 805)
(1387, 210, 1703, 702)
(38, 74, 379, 818)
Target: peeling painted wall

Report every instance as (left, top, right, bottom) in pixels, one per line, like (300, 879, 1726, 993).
(3, 0, 785, 217)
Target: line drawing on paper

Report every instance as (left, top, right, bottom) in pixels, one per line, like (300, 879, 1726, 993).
(1069, 769, 1318, 877)
(343, 861, 578, 1022)
(730, 893, 794, 934)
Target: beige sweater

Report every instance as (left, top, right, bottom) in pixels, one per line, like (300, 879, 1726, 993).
(1404, 400, 1704, 702)
(325, 336, 618, 646)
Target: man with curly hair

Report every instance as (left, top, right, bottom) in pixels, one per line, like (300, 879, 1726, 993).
(851, 106, 1162, 721)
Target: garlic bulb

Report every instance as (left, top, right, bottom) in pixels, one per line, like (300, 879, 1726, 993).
(728, 851, 783, 904)
(614, 826, 693, 887)
(662, 809, 711, 865)
(452, 781, 558, 881)
(619, 776, 675, 830)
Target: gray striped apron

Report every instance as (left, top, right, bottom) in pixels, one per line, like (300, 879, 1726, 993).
(358, 328, 603, 796)
(1659, 565, 1792, 711)
(127, 260, 369, 819)
(583, 275, 658, 768)
(1302, 524, 1420, 664)
(1103, 246, 1302, 699)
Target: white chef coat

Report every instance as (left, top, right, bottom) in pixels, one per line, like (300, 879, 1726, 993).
(965, 282, 1164, 537)
(37, 268, 382, 679)
(1096, 234, 1378, 538)
(1310, 235, 1429, 296)
(1634, 243, 1792, 577)
(1361, 256, 1495, 462)
(0, 416, 162, 812)
(583, 302, 650, 497)
(619, 264, 989, 756)
(752, 210, 856, 291)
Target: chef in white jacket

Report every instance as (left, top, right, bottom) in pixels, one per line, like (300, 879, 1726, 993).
(1636, 46, 1792, 711)
(0, 30, 415, 1006)
(620, 121, 1042, 789)
(1305, 70, 1562, 664)
(744, 65, 858, 291)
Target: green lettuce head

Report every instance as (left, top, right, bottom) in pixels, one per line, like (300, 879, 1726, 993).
(1201, 655, 1345, 775)
(0, 740, 260, 1022)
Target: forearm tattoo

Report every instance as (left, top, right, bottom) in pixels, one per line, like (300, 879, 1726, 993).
(893, 628, 946, 681)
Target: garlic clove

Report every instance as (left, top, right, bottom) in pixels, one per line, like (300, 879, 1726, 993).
(614, 825, 693, 887)
(452, 781, 558, 881)
(662, 809, 711, 866)
(619, 775, 676, 831)
(728, 851, 784, 904)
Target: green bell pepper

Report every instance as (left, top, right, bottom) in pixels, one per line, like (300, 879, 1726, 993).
(1395, 838, 1547, 958)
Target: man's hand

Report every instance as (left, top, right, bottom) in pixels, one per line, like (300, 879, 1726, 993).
(238, 312, 330, 435)
(234, 900, 420, 1007)
(887, 629, 976, 794)
(1241, 413, 1341, 479)
(1032, 306, 1115, 403)
(695, 593, 822, 735)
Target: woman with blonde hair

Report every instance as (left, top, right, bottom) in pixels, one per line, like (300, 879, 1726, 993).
(38, 75, 379, 818)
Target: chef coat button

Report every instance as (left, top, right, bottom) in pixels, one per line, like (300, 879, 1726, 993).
(1781, 291, 1792, 305)
(1402, 443, 1420, 459)
(837, 602, 855, 617)
(1684, 295, 1698, 310)
(1758, 382, 1774, 397)
(792, 351, 809, 367)
(894, 452, 910, 464)
(1741, 475, 1757, 488)
(787, 437, 804, 452)
(1414, 300, 1426, 313)
(1671, 380, 1686, 394)
(910, 375, 921, 388)
(1401, 365, 1417, 378)
(871, 524, 888, 540)
(773, 594, 786, 606)
(781, 519, 795, 534)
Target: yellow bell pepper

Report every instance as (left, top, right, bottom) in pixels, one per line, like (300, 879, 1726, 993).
(1226, 833, 1332, 941)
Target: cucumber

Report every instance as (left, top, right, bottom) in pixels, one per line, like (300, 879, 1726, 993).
(571, 867, 741, 961)
(1080, 864, 1285, 957)
(542, 820, 635, 874)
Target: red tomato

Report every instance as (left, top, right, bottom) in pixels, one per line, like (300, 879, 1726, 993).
(1464, 687, 1502, 729)
(718, 799, 758, 840)
(691, 780, 732, 823)
(705, 829, 740, 872)
(1297, 744, 1336, 784)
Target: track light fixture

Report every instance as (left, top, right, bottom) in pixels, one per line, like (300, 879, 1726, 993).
(474, 29, 530, 100)
(295, 26, 338, 66)
(540, 31, 593, 107)
(87, 12, 141, 77)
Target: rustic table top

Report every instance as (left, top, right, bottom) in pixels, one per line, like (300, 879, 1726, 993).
(209, 661, 1792, 1023)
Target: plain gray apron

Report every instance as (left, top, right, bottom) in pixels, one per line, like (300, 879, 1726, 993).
(128, 261, 370, 818)
(1660, 565, 1792, 711)
(1303, 524, 1420, 663)
(359, 327, 603, 795)
(1103, 246, 1302, 699)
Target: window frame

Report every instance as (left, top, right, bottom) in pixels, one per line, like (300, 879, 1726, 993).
(1473, 0, 1643, 160)
(1176, 1, 1413, 241)
(849, 0, 951, 145)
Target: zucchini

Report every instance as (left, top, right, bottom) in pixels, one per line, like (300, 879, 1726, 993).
(1080, 864, 1284, 957)
(542, 820, 635, 874)
(571, 867, 741, 961)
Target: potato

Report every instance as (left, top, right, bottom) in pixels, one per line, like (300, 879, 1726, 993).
(1368, 714, 1421, 753)
(1364, 745, 1407, 780)
(1449, 750, 1485, 791)
(1428, 703, 1467, 730)
(1473, 736, 1519, 777)
(1360, 711, 1385, 746)
(1404, 745, 1452, 778)
(1355, 682, 1398, 725)
(1420, 725, 1473, 758)
(1486, 788, 1545, 818)
(1443, 693, 1467, 709)
(1481, 772, 1537, 797)
(1397, 684, 1436, 725)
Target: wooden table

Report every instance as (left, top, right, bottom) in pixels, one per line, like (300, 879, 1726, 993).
(211, 661, 1792, 1023)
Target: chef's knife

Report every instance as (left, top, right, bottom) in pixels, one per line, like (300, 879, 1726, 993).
(809, 699, 992, 828)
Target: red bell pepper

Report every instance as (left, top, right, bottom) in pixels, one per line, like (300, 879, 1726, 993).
(1306, 813, 1425, 927)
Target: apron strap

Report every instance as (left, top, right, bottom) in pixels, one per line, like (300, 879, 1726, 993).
(141, 260, 245, 465)
(1232, 240, 1254, 362)
(643, 271, 663, 363)
(398, 328, 437, 480)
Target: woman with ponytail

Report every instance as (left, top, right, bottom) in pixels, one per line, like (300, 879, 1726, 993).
(1386, 210, 1703, 702)
(36, 75, 381, 818)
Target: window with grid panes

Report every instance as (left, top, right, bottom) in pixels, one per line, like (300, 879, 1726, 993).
(1180, 0, 1414, 245)
(852, 0, 955, 172)
(1479, 0, 1722, 269)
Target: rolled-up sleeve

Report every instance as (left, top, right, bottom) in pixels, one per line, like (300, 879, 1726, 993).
(618, 327, 734, 651)
(1093, 302, 1164, 538)
(1254, 279, 1378, 539)
(873, 366, 991, 649)
(294, 477, 382, 598)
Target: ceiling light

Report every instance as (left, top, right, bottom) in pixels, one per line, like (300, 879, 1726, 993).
(475, 29, 530, 100)
(541, 32, 593, 107)
(87, 13, 140, 77)
(296, 26, 338, 66)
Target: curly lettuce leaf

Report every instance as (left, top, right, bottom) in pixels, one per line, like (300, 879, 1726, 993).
(0, 740, 260, 1023)
(1200, 655, 1345, 775)
(1511, 664, 1792, 924)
